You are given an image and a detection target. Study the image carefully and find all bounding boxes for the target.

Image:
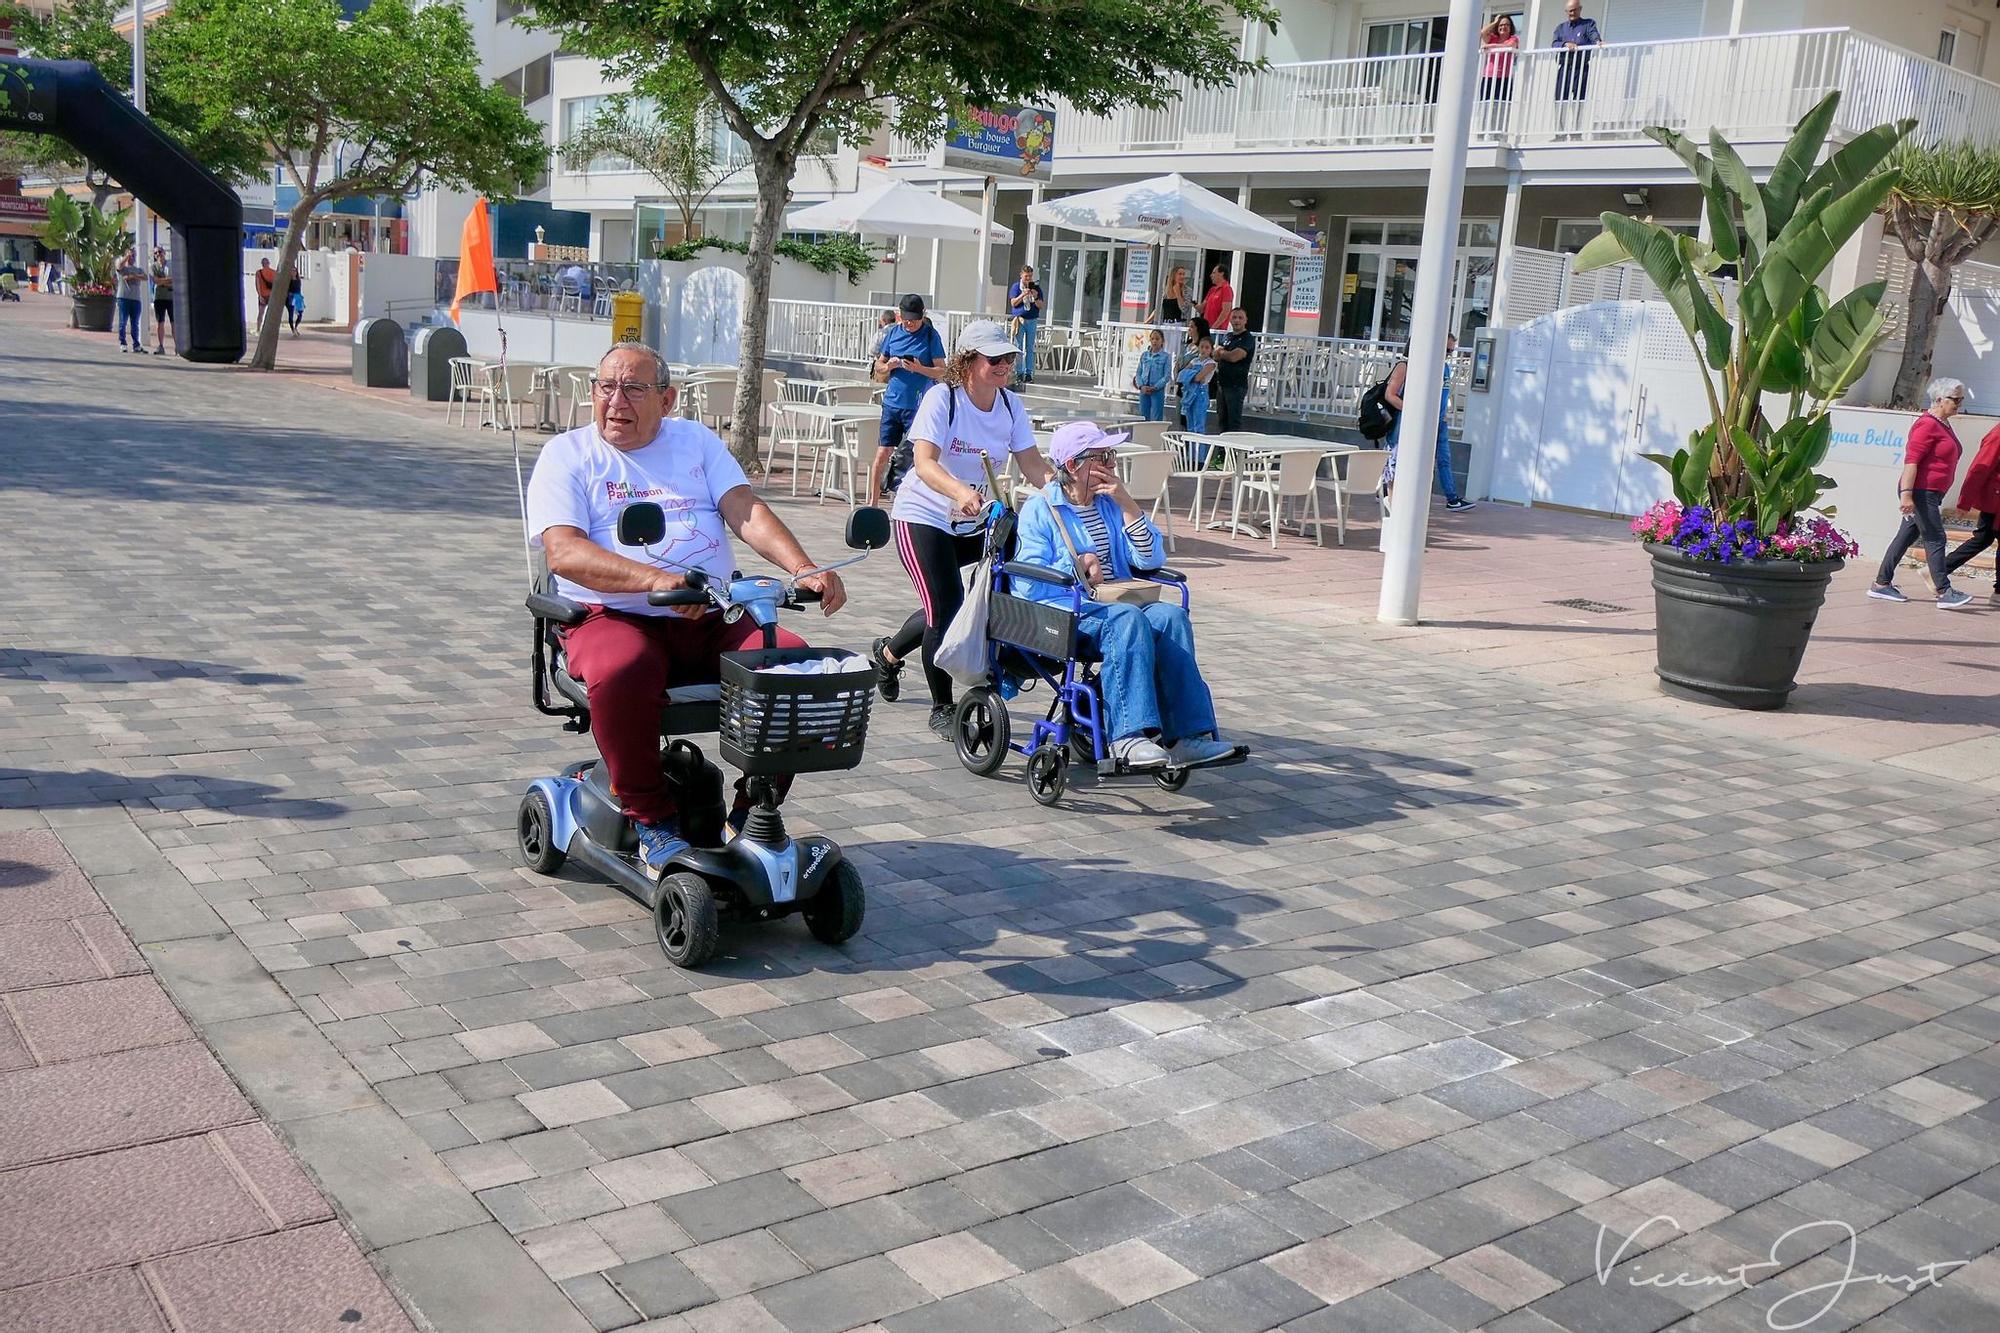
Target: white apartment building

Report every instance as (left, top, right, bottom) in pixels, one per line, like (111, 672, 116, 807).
(423, 0, 2000, 349)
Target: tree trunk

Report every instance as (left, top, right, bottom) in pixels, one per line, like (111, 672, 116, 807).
(1892, 257, 1950, 410)
(727, 146, 794, 472)
(250, 201, 314, 371)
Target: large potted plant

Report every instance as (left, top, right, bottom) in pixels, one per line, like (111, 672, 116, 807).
(38, 189, 129, 332)
(1574, 93, 1913, 709)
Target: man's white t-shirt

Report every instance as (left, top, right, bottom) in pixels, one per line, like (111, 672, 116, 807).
(890, 382, 1035, 533)
(525, 419, 749, 615)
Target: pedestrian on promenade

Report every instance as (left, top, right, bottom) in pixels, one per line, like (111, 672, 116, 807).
(114, 249, 147, 352)
(1177, 337, 1216, 434)
(1133, 328, 1171, 422)
(1152, 266, 1189, 324)
(868, 293, 948, 504)
(1869, 377, 1973, 609)
(868, 308, 896, 360)
(1551, 1, 1601, 135)
(286, 273, 305, 336)
(875, 319, 1053, 740)
(1941, 421, 2000, 601)
(1382, 335, 1475, 514)
(1201, 264, 1234, 329)
(1007, 265, 1044, 383)
(255, 258, 276, 324)
(148, 247, 174, 356)
(1211, 307, 1257, 433)
(1481, 13, 1520, 105)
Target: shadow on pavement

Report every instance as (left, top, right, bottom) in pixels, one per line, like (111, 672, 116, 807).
(0, 767, 347, 820)
(0, 650, 299, 686)
(0, 860, 55, 888)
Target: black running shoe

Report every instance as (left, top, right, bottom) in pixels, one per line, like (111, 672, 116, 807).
(928, 706, 954, 741)
(870, 636, 902, 702)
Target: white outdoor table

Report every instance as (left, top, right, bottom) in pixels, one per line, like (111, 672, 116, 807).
(1201, 434, 1357, 538)
(531, 364, 593, 432)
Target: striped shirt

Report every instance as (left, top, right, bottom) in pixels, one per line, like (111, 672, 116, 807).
(1075, 504, 1158, 568)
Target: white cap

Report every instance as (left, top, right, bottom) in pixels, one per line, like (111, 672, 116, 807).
(956, 318, 1018, 358)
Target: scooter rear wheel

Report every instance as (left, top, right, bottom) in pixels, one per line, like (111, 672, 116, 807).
(517, 790, 566, 875)
(655, 873, 720, 967)
(804, 859, 866, 946)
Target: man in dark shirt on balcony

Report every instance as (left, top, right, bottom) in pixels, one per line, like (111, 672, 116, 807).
(1551, 1, 1602, 133)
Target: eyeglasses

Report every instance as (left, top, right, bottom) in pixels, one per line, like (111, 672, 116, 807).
(1944, 395, 1966, 403)
(591, 378, 666, 400)
(980, 352, 1019, 365)
(1072, 450, 1117, 466)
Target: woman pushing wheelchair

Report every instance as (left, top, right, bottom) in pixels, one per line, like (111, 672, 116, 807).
(1012, 422, 1242, 772)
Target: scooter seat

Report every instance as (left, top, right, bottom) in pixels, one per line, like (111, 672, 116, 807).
(552, 657, 723, 734)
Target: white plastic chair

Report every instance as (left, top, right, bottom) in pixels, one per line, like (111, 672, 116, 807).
(818, 410, 879, 507)
(1319, 449, 1390, 546)
(1235, 450, 1329, 548)
(554, 277, 583, 316)
(563, 368, 594, 429)
(446, 357, 485, 427)
(1122, 449, 1177, 552)
(773, 403, 834, 496)
(820, 382, 878, 407)
(1124, 420, 1170, 451)
(477, 363, 518, 431)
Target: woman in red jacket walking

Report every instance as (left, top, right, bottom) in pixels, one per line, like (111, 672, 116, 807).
(1869, 377, 1975, 609)
(1941, 419, 2000, 602)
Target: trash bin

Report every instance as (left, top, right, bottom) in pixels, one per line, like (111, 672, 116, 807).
(352, 317, 407, 388)
(611, 291, 645, 344)
(410, 324, 468, 402)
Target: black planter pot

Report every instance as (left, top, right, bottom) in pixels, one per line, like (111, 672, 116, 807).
(71, 293, 114, 333)
(1646, 543, 1842, 710)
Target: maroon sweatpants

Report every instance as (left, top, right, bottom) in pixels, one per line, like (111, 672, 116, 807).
(561, 606, 806, 825)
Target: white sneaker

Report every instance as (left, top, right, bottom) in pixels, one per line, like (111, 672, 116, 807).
(1165, 737, 1237, 768)
(1109, 736, 1171, 770)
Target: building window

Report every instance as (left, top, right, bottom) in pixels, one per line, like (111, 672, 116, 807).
(1337, 217, 1500, 345)
(1938, 29, 1958, 66)
(1364, 16, 1448, 59)
(559, 95, 641, 173)
(496, 0, 532, 23)
(499, 55, 552, 106)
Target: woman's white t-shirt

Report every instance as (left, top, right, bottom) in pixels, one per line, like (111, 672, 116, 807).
(891, 382, 1035, 533)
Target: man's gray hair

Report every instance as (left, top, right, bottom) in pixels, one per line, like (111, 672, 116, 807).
(599, 341, 671, 386)
(1926, 376, 1969, 407)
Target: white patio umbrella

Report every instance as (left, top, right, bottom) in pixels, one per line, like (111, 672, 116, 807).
(785, 179, 1014, 243)
(1025, 173, 1309, 255)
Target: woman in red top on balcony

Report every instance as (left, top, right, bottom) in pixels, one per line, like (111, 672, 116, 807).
(1941, 419, 2000, 602)
(1480, 14, 1520, 104)
(1869, 377, 1974, 609)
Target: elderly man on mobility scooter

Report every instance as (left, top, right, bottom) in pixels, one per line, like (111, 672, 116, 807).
(522, 342, 886, 965)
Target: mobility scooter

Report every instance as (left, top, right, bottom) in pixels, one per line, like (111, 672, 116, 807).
(517, 501, 892, 967)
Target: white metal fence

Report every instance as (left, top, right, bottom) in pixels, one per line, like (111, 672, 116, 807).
(767, 299, 983, 367)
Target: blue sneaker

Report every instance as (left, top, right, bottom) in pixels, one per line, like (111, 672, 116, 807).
(633, 820, 689, 875)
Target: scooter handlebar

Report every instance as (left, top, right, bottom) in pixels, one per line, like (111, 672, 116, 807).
(789, 586, 822, 605)
(647, 588, 710, 607)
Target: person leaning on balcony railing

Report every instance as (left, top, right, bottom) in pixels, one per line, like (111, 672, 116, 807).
(1480, 13, 1520, 105)
(1551, 0, 1601, 133)
(1870, 378, 1976, 610)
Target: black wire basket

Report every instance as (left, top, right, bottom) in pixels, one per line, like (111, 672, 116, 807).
(719, 648, 876, 777)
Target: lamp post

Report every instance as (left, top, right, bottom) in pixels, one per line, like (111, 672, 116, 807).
(130, 0, 145, 255)
(1376, 0, 1484, 626)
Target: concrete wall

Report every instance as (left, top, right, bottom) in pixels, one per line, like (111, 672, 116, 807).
(358, 253, 443, 322)
(242, 248, 338, 330)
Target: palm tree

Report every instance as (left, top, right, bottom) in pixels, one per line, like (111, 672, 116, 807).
(1883, 139, 2000, 407)
(560, 97, 744, 248)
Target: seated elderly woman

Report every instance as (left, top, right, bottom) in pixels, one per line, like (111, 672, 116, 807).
(1012, 422, 1240, 771)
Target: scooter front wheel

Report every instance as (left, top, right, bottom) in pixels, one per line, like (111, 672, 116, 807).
(517, 790, 566, 875)
(804, 859, 865, 946)
(655, 873, 720, 967)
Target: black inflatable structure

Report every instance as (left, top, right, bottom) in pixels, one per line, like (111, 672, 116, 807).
(0, 59, 245, 362)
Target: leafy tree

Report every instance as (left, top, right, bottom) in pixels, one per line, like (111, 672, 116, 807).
(153, 0, 546, 369)
(0, 0, 264, 208)
(1880, 140, 2000, 408)
(530, 0, 1275, 467)
(38, 188, 129, 292)
(561, 93, 745, 245)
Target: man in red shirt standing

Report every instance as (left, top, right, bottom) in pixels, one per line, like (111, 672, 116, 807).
(1941, 418, 2000, 602)
(1201, 263, 1234, 329)
(1869, 376, 1973, 609)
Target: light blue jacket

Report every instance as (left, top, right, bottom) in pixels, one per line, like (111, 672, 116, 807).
(1012, 482, 1166, 606)
(1133, 348, 1171, 392)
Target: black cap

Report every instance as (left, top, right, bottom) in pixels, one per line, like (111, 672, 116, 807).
(898, 293, 925, 316)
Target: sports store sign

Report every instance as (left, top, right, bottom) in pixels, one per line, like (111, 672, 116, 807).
(933, 105, 1056, 181)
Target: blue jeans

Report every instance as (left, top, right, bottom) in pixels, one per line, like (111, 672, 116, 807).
(1386, 413, 1461, 505)
(1074, 601, 1216, 744)
(1137, 389, 1165, 421)
(116, 296, 142, 345)
(1016, 318, 1038, 380)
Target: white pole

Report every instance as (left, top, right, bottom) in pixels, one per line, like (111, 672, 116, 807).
(1378, 0, 1484, 627)
(1728, 0, 1746, 36)
(1489, 167, 1524, 330)
(1525, 0, 1546, 49)
(1228, 175, 1250, 301)
(928, 183, 944, 303)
(1025, 181, 1045, 271)
(131, 0, 148, 336)
(975, 175, 996, 315)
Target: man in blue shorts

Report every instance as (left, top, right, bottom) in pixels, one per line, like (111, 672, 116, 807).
(867, 293, 947, 503)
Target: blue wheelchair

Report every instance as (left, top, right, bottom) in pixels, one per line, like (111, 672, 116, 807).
(948, 508, 1246, 807)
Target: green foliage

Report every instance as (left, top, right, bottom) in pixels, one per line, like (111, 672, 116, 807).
(561, 95, 744, 239)
(1575, 93, 1913, 537)
(0, 0, 264, 191)
(1880, 139, 2000, 407)
(653, 233, 879, 284)
(38, 188, 130, 292)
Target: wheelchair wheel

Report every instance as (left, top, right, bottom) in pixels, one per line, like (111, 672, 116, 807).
(517, 790, 566, 875)
(954, 688, 1010, 777)
(1026, 743, 1068, 807)
(1155, 767, 1192, 793)
(655, 872, 720, 967)
(804, 859, 866, 946)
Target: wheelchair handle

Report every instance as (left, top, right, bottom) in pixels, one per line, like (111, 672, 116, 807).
(647, 588, 710, 607)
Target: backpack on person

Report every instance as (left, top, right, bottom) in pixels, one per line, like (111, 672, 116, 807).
(1356, 360, 1405, 441)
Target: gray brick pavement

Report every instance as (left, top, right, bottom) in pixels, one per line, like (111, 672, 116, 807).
(3, 324, 1998, 1329)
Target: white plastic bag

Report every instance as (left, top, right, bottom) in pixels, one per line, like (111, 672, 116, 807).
(933, 556, 995, 686)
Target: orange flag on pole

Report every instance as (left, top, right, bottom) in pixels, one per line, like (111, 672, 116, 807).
(451, 198, 498, 323)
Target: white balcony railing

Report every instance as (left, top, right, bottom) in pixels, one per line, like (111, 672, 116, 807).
(1012, 29, 2000, 163)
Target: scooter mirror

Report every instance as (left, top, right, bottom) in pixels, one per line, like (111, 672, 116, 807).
(845, 506, 891, 551)
(617, 501, 666, 547)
